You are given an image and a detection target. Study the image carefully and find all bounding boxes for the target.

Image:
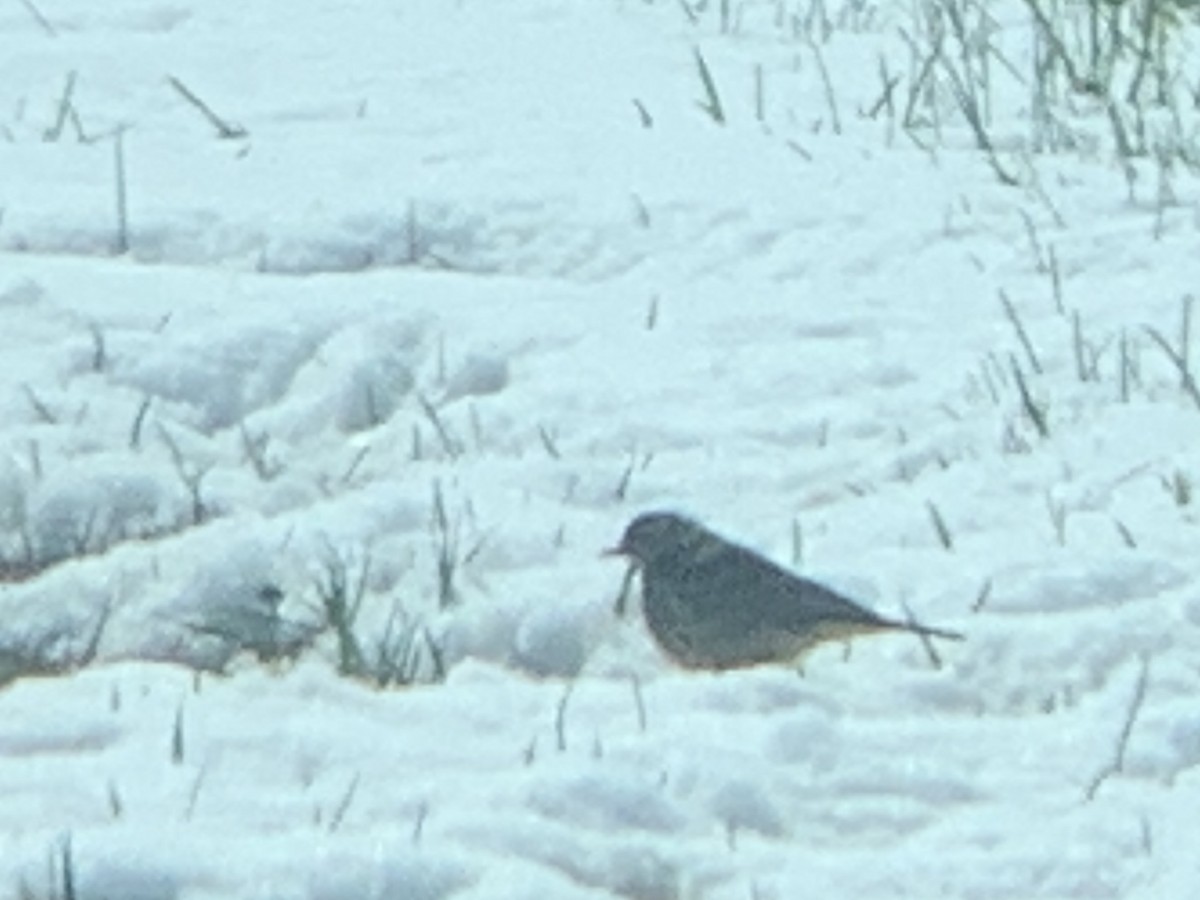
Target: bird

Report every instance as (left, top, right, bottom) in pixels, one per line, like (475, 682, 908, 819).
(606, 511, 963, 670)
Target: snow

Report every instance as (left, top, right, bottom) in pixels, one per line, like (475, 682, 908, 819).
(3, 0, 1200, 896)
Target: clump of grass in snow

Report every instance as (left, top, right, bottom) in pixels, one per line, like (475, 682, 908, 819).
(166, 75, 247, 140)
(156, 423, 214, 526)
(925, 500, 954, 551)
(693, 47, 726, 124)
(613, 449, 653, 501)
(1143, 295, 1200, 412)
(430, 481, 485, 610)
(171, 703, 185, 764)
(312, 538, 445, 687)
(1161, 469, 1192, 507)
(313, 542, 371, 679)
(1009, 356, 1049, 439)
(1085, 653, 1151, 801)
(238, 421, 284, 481)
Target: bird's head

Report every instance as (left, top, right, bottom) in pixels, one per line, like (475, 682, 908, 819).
(605, 511, 704, 567)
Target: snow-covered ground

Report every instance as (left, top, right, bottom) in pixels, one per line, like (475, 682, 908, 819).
(3, 0, 1200, 896)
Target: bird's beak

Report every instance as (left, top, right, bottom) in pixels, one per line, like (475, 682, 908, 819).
(601, 543, 627, 558)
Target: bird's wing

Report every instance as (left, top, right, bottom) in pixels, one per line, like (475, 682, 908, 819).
(687, 540, 892, 632)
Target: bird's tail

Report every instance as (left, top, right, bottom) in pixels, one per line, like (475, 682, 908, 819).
(891, 619, 964, 642)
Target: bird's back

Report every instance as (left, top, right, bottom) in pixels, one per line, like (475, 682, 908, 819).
(642, 535, 898, 668)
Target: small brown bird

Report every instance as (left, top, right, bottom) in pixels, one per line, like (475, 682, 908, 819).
(607, 511, 963, 670)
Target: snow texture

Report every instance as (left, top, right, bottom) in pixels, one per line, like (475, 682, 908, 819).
(2, 0, 1200, 897)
